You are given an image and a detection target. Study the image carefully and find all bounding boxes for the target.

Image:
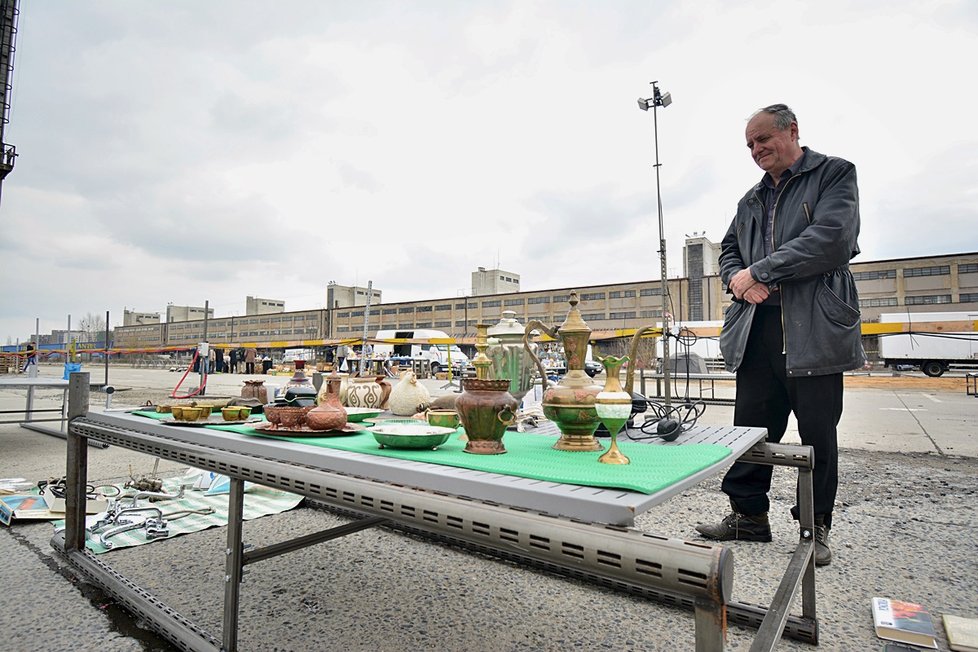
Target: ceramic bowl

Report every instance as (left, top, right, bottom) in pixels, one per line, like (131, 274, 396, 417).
(369, 424, 455, 450)
(263, 404, 284, 426)
(179, 406, 202, 422)
(170, 406, 185, 420)
(343, 407, 383, 423)
(195, 404, 215, 417)
(221, 407, 241, 421)
(237, 407, 252, 419)
(155, 404, 172, 414)
(276, 406, 313, 429)
(426, 409, 460, 430)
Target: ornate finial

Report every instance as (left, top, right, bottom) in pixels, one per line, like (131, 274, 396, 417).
(473, 323, 492, 380)
(568, 290, 579, 309)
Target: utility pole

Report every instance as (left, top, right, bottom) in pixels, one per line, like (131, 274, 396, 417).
(0, 0, 20, 207)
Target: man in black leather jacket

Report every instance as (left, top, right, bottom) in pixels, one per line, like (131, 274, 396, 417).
(695, 104, 866, 566)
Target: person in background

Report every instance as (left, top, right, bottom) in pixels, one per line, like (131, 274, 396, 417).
(695, 103, 865, 567)
(244, 347, 257, 374)
(229, 347, 239, 374)
(336, 343, 349, 373)
(261, 353, 273, 374)
(21, 343, 37, 375)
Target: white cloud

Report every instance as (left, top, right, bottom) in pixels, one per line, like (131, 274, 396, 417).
(1, 0, 976, 342)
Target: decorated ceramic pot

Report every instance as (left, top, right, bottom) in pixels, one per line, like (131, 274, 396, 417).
(346, 376, 386, 409)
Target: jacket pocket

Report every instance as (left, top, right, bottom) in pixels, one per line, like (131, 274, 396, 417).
(815, 276, 860, 328)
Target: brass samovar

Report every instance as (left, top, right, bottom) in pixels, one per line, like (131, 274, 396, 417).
(523, 291, 603, 451)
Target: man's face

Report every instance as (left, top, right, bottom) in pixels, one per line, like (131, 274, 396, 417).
(745, 112, 800, 178)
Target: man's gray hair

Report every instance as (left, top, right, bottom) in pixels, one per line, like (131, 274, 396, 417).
(753, 103, 797, 130)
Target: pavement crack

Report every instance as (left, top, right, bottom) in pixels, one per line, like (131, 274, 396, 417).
(894, 391, 945, 456)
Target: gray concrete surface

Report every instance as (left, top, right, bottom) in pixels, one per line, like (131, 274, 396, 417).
(0, 365, 975, 651)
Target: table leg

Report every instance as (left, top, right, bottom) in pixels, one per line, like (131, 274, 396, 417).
(65, 373, 91, 551)
(222, 478, 246, 652)
(25, 385, 34, 422)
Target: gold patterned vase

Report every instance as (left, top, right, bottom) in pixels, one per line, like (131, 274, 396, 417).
(524, 291, 602, 451)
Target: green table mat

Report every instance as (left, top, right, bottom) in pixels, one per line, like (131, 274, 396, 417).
(207, 423, 731, 495)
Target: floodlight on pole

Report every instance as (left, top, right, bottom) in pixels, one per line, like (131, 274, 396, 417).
(637, 80, 673, 407)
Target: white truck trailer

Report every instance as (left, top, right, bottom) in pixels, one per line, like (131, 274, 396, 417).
(879, 312, 978, 377)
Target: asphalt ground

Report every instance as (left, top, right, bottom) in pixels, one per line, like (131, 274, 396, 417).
(0, 365, 975, 651)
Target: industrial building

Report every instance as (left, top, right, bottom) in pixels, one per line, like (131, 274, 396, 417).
(109, 245, 978, 352)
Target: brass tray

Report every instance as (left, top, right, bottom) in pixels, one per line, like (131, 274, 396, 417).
(247, 422, 366, 437)
(160, 418, 262, 427)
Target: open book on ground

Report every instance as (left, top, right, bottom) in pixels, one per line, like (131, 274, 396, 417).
(872, 597, 938, 649)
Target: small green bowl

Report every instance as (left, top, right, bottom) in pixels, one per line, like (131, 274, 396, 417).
(369, 424, 455, 450)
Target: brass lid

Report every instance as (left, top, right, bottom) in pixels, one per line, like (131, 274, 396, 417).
(558, 291, 592, 335)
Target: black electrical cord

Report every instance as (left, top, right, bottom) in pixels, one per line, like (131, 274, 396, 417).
(620, 326, 709, 441)
(623, 398, 707, 442)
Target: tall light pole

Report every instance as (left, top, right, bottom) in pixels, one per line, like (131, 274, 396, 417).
(638, 81, 673, 406)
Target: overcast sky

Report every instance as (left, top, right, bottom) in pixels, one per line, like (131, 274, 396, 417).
(2, 0, 977, 343)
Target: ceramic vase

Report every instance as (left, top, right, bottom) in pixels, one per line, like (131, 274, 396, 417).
(305, 392, 348, 431)
(345, 376, 385, 409)
(241, 380, 268, 404)
(595, 356, 631, 465)
(456, 378, 519, 455)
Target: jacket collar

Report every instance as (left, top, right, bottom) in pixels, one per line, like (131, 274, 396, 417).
(752, 146, 826, 193)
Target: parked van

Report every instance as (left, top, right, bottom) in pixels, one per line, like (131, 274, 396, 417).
(372, 329, 469, 375)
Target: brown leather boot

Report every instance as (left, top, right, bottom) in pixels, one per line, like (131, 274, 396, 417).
(696, 506, 772, 542)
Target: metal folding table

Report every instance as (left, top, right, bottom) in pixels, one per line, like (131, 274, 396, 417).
(53, 373, 818, 651)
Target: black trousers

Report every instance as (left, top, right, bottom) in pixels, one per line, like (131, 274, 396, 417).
(721, 306, 842, 528)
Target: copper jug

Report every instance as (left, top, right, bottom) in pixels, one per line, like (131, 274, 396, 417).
(523, 291, 603, 451)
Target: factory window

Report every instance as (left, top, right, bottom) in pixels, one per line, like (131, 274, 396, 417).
(415, 322, 432, 328)
(338, 313, 349, 319)
(370, 309, 380, 316)
(905, 294, 952, 305)
(640, 288, 662, 296)
(853, 269, 896, 281)
(435, 321, 452, 328)
(504, 298, 524, 306)
(435, 304, 452, 311)
(552, 294, 569, 303)
(382, 308, 397, 315)
(416, 305, 432, 312)
(351, 310, 363, 317)
(958, 263, 978, 274)
(858, 297, 899, 307)
(581, 313, 606, 321)
(527, 296, 550, 304)
(398, 307, 415, 313)
(609, 290, 637, 298)
(580, 292, 606, 301)
(959, 292, 978, 303)
(482, 300, 501, 308)
(609, 311, 636, 320)
(903, 265, 950, 277)
(640, 309, 663, 318)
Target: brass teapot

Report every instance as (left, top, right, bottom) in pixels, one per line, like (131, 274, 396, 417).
(523, 291, 603, 451)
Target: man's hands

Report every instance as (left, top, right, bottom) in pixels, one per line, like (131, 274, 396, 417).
(729, 268, 770, 304)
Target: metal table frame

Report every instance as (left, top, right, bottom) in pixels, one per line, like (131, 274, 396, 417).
(0, 376, 109, 448)
(53, 373, 818, 651)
